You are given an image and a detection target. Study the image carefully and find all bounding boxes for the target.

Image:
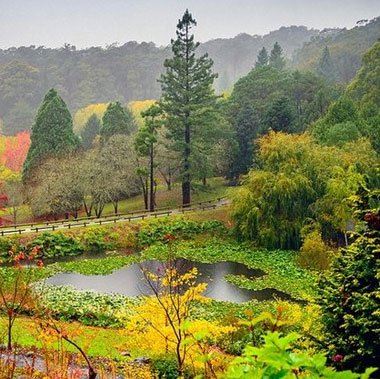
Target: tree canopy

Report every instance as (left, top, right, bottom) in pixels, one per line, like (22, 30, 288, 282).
(231, 132, 377, 249)
(100, 101, 136, 142)
(23, 89, 80, 181)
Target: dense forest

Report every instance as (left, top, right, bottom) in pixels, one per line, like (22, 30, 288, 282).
(0, 17, 378, 135)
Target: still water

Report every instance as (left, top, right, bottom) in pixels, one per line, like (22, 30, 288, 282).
(46, 259, 292, 303)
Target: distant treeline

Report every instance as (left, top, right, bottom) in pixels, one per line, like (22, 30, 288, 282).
(0, 17, 379, 135)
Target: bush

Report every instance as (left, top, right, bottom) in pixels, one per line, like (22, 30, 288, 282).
(298, 231, 332, 270)
(151, 356, 179, 379)
(317, 190, 380, 372)
(137, 218, 225, 246)
(30, 232, 84, 258)
(0, 238, 13, 260)
(78, 227, 116, 253)
(225, 331, 376, 378)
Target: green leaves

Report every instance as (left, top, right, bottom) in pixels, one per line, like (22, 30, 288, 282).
(226, 331, 377, 378)
(317, 189, 380, 372)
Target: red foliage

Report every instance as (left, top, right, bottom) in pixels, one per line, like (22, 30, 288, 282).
(0, 131, 31, 172)
(0, 193, 8, 209)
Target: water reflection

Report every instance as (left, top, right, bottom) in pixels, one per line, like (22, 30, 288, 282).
(46, 259, 291, 303)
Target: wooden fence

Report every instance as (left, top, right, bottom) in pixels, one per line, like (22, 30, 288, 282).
(0, 198, 226, 236)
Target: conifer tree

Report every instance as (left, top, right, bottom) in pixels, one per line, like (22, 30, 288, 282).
(81, 114, 101, 149)
(255, 47, 269, 67)
(159, 9, 218, 205)
(317, 46, 336, 82)
(100, 101, 135, 142)
(23, 88, 80, 181)
(269, 42, 286, 70)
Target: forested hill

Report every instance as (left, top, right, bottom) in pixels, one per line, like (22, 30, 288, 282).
(0, 25, 316, 135)
(0, 17, 379, 135)
(291, 17, 380, 82)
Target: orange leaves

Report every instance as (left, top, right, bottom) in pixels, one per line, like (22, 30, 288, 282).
(0, 131, 31, 173)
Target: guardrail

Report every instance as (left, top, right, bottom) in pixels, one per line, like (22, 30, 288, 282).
(0, 197, 227, 236)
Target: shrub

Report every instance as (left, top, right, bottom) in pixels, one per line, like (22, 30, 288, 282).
(137, 218, 225, 246)
(151, 356, 180, 379)
(225, 331, 376, 378)
(0, 238, 13, 260)
(30, 232, 84, 258)
(298, 231, 332, 270)
(78, 227, 115, 253)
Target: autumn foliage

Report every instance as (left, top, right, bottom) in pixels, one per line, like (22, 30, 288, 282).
(0, 131, 30, 172)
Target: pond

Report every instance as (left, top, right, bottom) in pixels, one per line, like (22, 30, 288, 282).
(46, 259, 293, 303)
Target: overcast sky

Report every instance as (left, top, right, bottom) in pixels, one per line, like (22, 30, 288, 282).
(0, 0, 379, 49)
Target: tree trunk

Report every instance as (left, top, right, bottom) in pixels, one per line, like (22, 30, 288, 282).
(168, 170, 172, 191)
(113, 201, 118, 214)
(182, 122, 191, 206)
(149, 144, 155, 211)
(83, 200, 93, 217)
(7, 314, 12, 350)
(95, 203, 104, 218)
(12, 207, 17, 225)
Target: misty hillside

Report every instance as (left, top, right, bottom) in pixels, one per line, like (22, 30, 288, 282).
(0, 25, 316, 135)
(291, 16, 380, 82)
(0, 18, 379, 135)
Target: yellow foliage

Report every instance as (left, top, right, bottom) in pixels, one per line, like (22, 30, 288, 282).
(123, 364, 156, 379)
(0, 165, 21, 181)
(129, 100, 156, 127)
(73, 103, 108, 134)
(123, 266, 235, 373)
(73, 100, 156, 134)
(299, 231, 332, 270)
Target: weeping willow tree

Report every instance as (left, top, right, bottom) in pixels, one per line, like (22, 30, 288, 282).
(231, 132, 377, 249)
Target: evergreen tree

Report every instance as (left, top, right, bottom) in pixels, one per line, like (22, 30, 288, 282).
(159, 9, 218, 206)
(264, 96, 296, 133)
(81, 114, 101, 149)
(23, 88, 80, 181)
(269, 42, 285, 70)
(317, 46, 336, 82)
(255, 47, 269, 67)
(100, 101, 135, 142)
(318, 188, 380, 372)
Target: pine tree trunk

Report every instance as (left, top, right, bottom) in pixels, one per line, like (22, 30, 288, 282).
(182, 123, 191, 206)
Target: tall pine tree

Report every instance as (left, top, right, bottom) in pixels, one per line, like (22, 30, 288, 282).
(255, 47, 269, 67)
(269, 42, 285, 70)
(159, 9, 218, 206)
(317, 46, 336, 82)
(23, 88, 80, 181)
